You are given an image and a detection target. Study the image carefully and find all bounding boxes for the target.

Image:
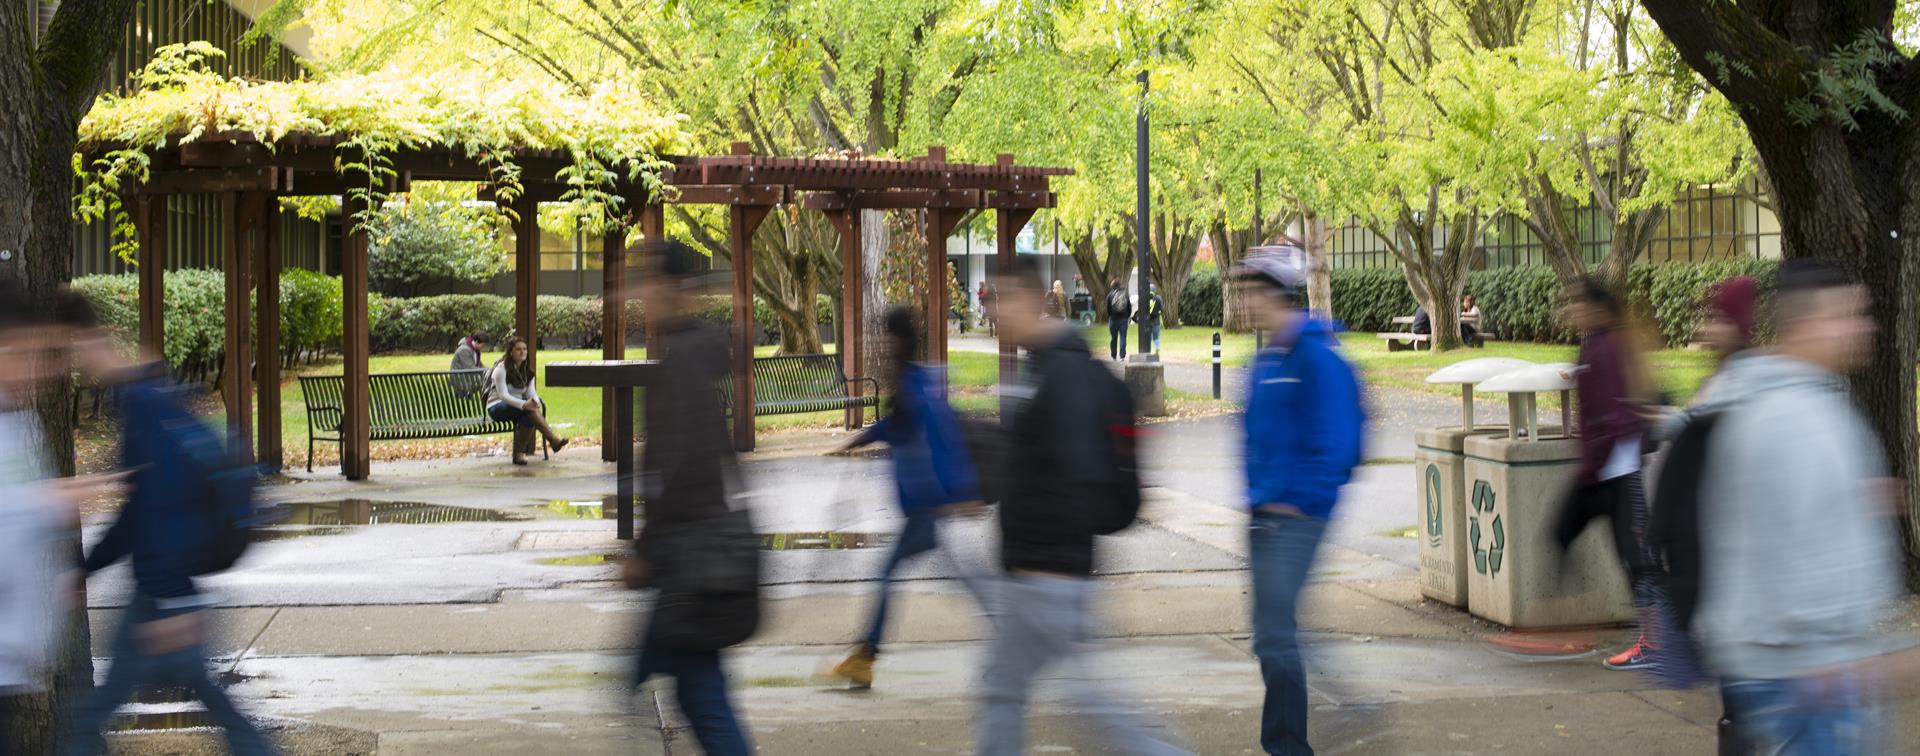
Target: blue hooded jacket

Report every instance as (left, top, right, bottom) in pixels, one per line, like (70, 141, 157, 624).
(864, 363, 980, 512)
(1243, 317, 1367, 518)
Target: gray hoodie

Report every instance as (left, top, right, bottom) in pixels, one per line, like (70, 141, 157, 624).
(1693, 353, 1904, 680)
(0, 404, 60, 693)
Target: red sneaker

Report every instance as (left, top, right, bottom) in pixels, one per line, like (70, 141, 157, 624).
(1484, 631, 1600, 662)
(1603, 641, 1659, 671)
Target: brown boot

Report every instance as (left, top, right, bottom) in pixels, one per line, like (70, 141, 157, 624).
(828, 645, 876, 689)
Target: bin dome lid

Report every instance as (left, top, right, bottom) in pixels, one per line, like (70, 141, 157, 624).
(1477, 363, 1579, 393)
(1425, 357, 1535, 385)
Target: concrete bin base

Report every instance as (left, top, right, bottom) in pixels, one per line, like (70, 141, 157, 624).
(1124, 357, 1167, 417)
(1462, 433, 1633, 629)
(1413, 427, 1503, 607)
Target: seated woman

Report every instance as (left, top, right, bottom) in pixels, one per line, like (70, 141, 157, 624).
(1460, 294, 1482, 347)
(485, 337, 569, 465)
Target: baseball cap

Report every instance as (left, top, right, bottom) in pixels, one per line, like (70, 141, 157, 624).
(1233, 245, 1309, 299)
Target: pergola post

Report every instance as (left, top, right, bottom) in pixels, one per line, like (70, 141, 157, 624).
(640, 202, 665, 354)
(729, 204, 770, 452)
(995, 199, 1036, 400)
(341, 193, 373, 480)
(926, 208, 964, 364)
(511, 195, 540, 355)
(825, 208, 863, 428)
(256, 195, 283, 471)
(600, 214, 627, 463)
(130, 195, 167, 359)
(221, 192, 255, 456)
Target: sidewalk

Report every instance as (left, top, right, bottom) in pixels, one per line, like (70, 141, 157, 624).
(82, 420, 1918, 754)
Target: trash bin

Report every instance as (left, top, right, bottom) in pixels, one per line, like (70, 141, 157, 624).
(1414, 357, 1533, 607)
(1463, 364, 1633, 629)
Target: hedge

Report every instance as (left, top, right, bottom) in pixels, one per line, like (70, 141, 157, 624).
(1175, 260, 1783, 347)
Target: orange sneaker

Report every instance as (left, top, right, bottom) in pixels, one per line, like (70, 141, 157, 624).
(1603, 640, 1658, 671)
(1484, 630, 1599, 661)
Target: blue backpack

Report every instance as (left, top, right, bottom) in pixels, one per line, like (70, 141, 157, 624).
(157, 386, 265, 575)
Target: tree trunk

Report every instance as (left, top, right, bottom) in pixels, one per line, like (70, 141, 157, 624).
(1521, 178, 1593, 287)
(1303, 212, 1333, 320)
(860, 209, 889, 389)
(1147, 214, 1201, 327)
(1390, 213, 1479, 352)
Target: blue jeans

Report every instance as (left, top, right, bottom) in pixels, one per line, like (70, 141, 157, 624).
(1721, 676, 1874, 756)
(60, 596, 274, 756)
(861, 509, 939, 651)
(1109, 321, 1130, 360)
(636, 636, 751, 756)
(1249, 512, 1329, 756)
(1150, 322, 1161, 353)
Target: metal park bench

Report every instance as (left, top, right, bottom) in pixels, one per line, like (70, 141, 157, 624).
(298, 369, 547, 473)
(717, 354, 879, 428)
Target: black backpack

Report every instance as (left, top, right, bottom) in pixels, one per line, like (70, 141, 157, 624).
(962, 418, 1009, 506)
(1648, 411, 1723, 634)
(1106, 289, 1131, 319)
(163, 391, 264, 575)
(1085, 367, 1143, 535)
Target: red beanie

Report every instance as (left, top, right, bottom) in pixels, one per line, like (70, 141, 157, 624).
(1709, 276, 1758, 344)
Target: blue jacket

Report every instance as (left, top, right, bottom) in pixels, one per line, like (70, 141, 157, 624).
(83, 366, 219, 615)
(1244, 318, 1367, 518)
(863, 364, 980, 512)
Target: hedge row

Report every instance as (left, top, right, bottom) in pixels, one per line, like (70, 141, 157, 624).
(1175, 260, 1782, 346)
(72, 272, 841, 382)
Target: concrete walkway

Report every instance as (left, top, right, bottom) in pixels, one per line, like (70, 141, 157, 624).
(82, 413, 1918, 754)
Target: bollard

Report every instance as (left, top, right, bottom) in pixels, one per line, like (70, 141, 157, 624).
(1211, 332, 1222, 399)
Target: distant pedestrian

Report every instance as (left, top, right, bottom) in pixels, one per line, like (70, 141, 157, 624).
(58, 297, 276, 756)
(826, 306, 990, 689)
(449, 331, 489, 397)
(1553, 277, 1658, 672)
(1688, 262, 1903, 753)
(627, 240, 756, 756)
(978, 282, 999, 337)
(484, 337, 568, 465)
(1045, 280, 1067, 319)
(1231, 251, 1367, 756)
(1105, 278, 1133, 360)
(974, 258, 1188, 756)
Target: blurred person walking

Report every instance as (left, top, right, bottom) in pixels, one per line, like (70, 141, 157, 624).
(0, 290, 77, 752)
(1104, 278, 1133, 361)
(449, 330, 489, 398)
(975, 258, 1188, 756)
(1231, 252, 1366, 756)
(57, 298, 275, 756)
(1136, 284, 1165, 354)
(826, 306, 989, 689)
(1686, 262, 1903, 754)
(484, 337, 568, 465)
(1553, 278, 1660, 672)
(626, 241, 756, 755)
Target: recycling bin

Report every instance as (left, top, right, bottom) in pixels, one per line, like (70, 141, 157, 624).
(1414, 358, 1532, 607)
(1462, 364, 1633, 629)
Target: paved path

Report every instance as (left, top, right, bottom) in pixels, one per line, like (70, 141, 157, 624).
(81, 409, 1920, 754)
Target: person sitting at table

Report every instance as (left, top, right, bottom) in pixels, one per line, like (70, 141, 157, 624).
(1460, 294, 1483, 347)
(486, 336, 569, 465)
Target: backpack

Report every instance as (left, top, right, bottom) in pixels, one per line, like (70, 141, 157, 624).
(962, 418, 1009, 505)
(160, 388, 263, 575)
(1106, 289, 1131, 319)
(1084, 366, 1143, 535)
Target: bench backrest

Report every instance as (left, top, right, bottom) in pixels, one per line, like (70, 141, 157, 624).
(299, 370, 492, 431)
(716, 353, 850, 410)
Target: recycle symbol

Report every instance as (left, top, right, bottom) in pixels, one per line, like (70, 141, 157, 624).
(1423, 464, 1443, 548)
(1469, 480, 1505, 576)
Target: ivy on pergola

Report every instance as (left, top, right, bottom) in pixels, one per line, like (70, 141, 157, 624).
(75, 44, 1069, 480)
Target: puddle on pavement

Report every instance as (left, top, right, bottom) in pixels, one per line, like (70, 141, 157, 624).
(262, 500, 531, 526)
(538, 498, 613, 520)
(109, 711, 217, 732)
(538, 553, 621, 566)
(759, 532, 892, 551)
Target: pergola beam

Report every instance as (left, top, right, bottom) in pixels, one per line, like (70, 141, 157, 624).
(824, 208, 864, 429)
(340, 194, 373, 480)
(729, 204, 771, 452)
(257, 197, 284, 470)
(221, 192, 255, 456)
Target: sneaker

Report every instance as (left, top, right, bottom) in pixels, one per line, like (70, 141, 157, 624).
(828, 646, 876, 689)
(1603, 642, 1659, 671)
(1485, 631, 1599, 662)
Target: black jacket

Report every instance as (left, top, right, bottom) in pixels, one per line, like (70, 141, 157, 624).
(1000, 327, 1118, 576)
(638, 317, 737, 560)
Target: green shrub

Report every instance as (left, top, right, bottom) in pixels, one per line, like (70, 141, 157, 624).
(1180, 267, 1223, 327)
(1639, 259, 1779, 346)
(1319, 268, 1417, 332)
(1465, 267, 1572, 343)
(279, 268, 343, 363)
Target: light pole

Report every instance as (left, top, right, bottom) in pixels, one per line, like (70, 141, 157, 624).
(1135, 69, 1151, 357)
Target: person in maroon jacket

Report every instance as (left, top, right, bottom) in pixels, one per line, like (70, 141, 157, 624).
(1553, 277, 1660, 671)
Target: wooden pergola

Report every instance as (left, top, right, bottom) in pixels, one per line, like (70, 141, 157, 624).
(107, 135, 1066, 480)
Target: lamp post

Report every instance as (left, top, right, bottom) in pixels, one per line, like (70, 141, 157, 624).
(1135, 69, 1151, 357)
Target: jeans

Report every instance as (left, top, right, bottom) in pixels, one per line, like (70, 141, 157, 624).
(976, 574, 1188, 756)
(1720, 676, 1874, 756)
(1109, 321, 1130, 360)
(861, 509, 957, 651)
(636, 635, 751, 756)
(1150, 322, 1162, 353)
(1249, 512, 1329, 756)
(60, 596, 274, 756)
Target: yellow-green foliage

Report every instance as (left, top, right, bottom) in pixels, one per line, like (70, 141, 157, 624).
(73, 42, 692, 264)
